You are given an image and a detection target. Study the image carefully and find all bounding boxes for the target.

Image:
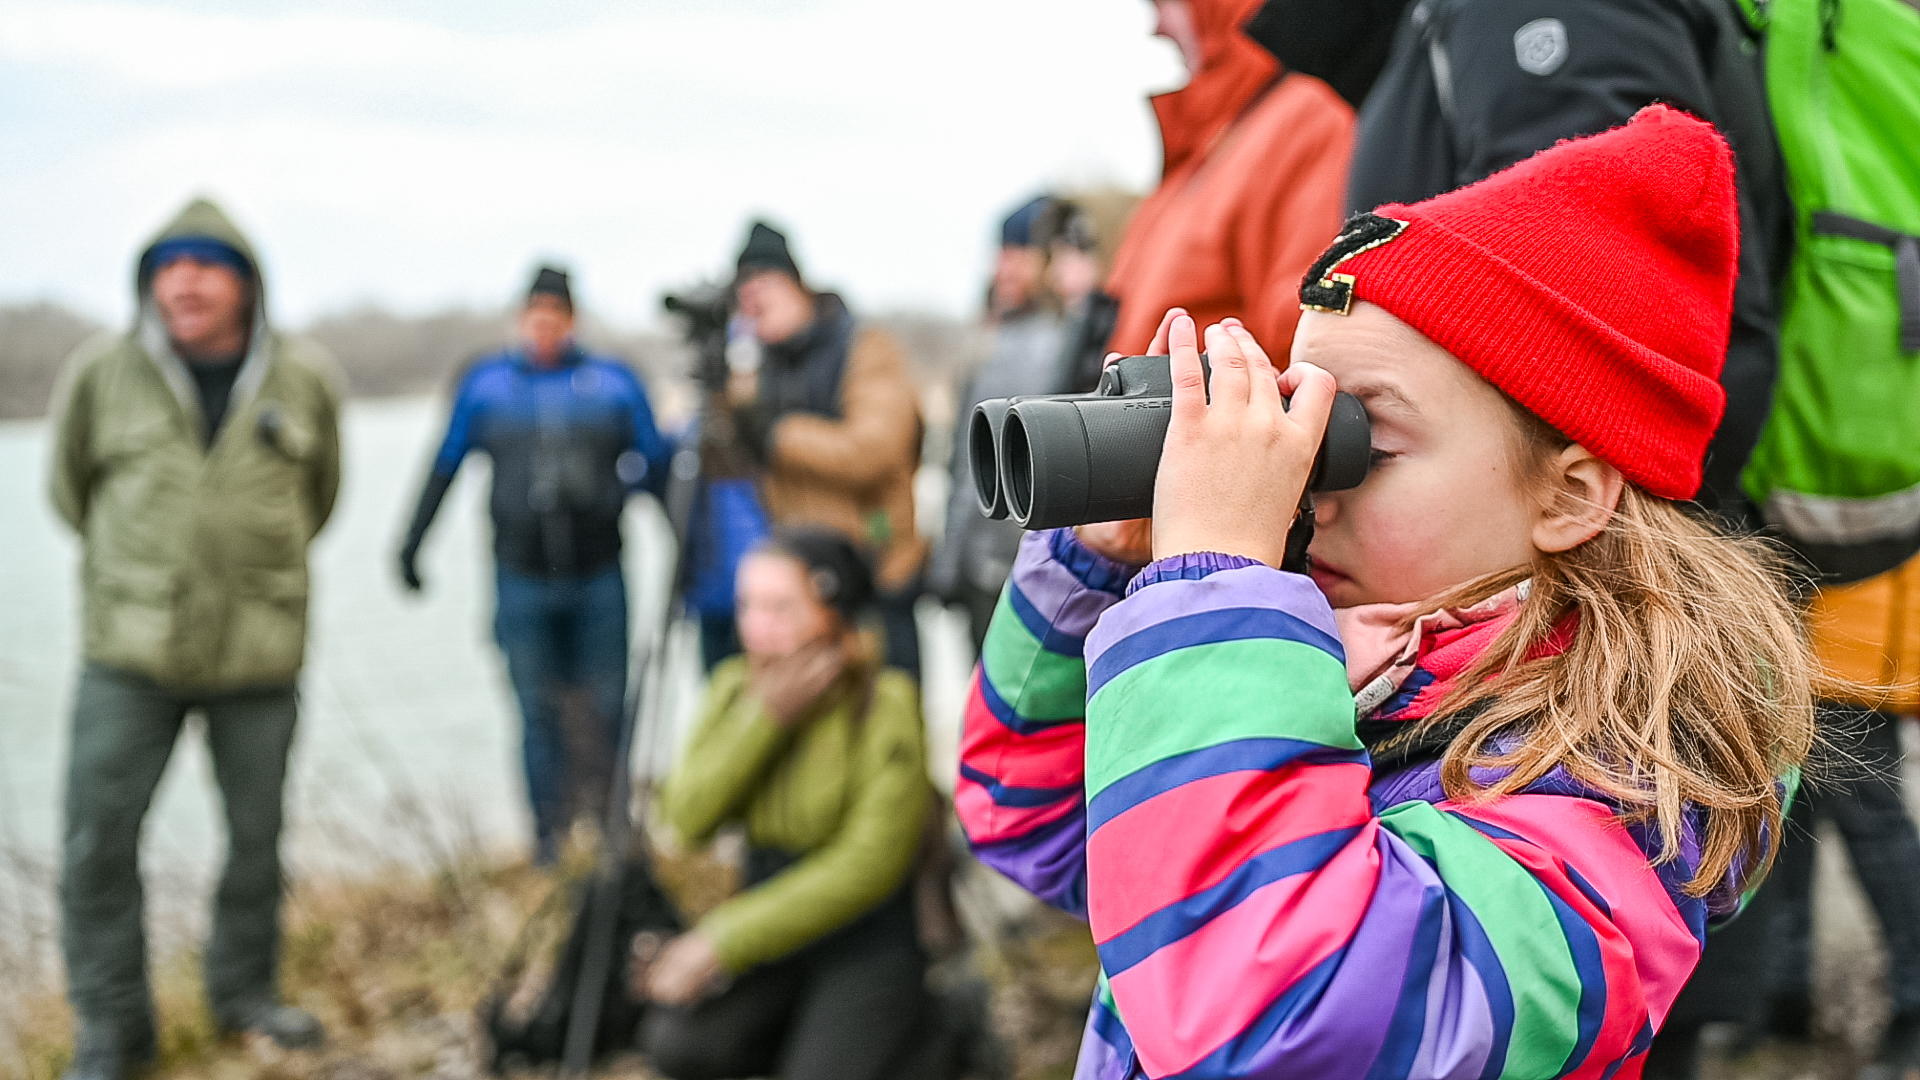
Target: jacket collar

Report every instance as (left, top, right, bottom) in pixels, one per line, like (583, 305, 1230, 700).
(763, 292, 851, 366)
(1149, 0, 1281, 176)
(1336, 581, 1531, 723)
(514, 341, 585, 371)
(136, 302, 273, 449)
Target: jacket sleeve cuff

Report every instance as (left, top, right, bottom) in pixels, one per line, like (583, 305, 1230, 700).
(1045, 527, 1144, 596)
(694, 904, 760, 975)
(1124, 551, 1269, 596)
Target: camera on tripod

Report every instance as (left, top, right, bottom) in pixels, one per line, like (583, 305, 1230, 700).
(967, 354, 1373, 531)
(662, 285, 732, 394)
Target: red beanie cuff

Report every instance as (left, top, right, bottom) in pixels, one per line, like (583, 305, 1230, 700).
(1346, 214, 1726, 499)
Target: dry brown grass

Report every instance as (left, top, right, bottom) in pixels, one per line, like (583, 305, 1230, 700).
(0, 833, 1106, 1080)
(0, 849, 616, 1080)
(970, 910, 1099, 1080)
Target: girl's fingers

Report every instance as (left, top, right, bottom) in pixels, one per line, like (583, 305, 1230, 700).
(1149, 307, 1186, 356)
(1103, 351, 1123, 369)
(1278, 361, 1339, 439)
(1227, 324, 1281, 409)
(1167, 314, 1206, 427)
(1204, 322, 1251, 407)
(1223, 321, 1277, 370)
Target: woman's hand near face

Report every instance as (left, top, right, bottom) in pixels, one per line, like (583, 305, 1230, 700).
(1151, 315, 1335, 568)
(645, 931, 724, 1006)
(748, 639, 847, 726)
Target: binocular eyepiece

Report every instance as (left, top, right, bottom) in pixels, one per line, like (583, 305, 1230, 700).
(969, 354, 1373, 531)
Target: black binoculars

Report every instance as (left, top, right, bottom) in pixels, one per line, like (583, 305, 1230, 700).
(968, 353, 1373, 531)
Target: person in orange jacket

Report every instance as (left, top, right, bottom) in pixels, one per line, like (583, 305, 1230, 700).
(1104, 0, 1354, 357)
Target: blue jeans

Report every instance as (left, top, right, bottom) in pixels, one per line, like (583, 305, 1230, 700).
(494, 564, 629, 860)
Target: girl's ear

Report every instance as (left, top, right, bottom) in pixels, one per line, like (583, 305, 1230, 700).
(1533, 444, 1625, 554)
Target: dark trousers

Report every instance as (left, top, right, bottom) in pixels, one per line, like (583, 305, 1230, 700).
(1649, 705, 1920, 1076)
(494, 564, 629, 860)
(60, 663, 299, 1044)
(641, 897, 932, 1080)
(876, 580, 922, 683)
(1766, 704, 1920, 1014)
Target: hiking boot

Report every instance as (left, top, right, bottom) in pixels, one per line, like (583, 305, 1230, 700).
(62, 1024, 154, 1080)
(217, 1001, 325, 1050)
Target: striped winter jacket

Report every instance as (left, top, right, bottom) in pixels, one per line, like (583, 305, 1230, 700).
(956, 529, 1741, 1080)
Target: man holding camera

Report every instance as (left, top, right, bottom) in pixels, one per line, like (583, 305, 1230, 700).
(727, 222, 928, 679)
(48, 198, 341, 1080)
(398, 267, 672, 865)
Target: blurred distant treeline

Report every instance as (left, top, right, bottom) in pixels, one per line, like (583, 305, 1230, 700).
(0, 300, 982, 423)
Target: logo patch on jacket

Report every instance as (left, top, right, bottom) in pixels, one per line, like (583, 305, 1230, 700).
(1299, 213, 1410, 316)
(1514, 18, 1569, 76)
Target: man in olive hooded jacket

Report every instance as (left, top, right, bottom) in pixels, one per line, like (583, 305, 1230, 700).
(47, 198, 341, 1079)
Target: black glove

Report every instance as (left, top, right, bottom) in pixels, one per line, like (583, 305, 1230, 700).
(398, 543, 424, 592)
(398, 471, 453, 594)
(732, 401, 781, 467)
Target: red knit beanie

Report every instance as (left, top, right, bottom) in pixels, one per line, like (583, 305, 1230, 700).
(1298, 105, 1737, 500)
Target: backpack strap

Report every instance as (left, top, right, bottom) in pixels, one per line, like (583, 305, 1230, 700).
(1810, 212, 1920, 350)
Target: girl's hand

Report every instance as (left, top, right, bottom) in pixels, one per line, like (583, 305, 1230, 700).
(1150, 315, 1335, 568)
(646, 931, 725, 1006)
(1147, 306, 1185, 356)
(1074, 518, 1154, 566)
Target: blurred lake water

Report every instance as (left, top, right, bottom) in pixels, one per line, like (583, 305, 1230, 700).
(0, 396, 970, 893)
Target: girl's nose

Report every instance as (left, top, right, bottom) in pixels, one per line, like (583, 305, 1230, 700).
(1312, 491, 1342, 527)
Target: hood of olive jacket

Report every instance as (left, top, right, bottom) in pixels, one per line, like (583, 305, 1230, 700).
(132, 198, 278, 444)
(135, 197, 262, 296)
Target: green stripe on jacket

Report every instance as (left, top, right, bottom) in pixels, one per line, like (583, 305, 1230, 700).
(1085, 637, 1359, 799)
(1378, 801, 1585, 1078)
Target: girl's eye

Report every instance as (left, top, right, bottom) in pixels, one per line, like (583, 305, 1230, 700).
(1369, 448, 1397, 466)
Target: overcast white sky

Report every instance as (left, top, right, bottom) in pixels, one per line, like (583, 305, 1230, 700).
(0, 0, 1183, 328)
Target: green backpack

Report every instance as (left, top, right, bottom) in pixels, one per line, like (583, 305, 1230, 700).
(1740, 0, 1920, 583)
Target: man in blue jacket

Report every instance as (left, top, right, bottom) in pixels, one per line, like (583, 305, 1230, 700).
(399, 266, 672, 864)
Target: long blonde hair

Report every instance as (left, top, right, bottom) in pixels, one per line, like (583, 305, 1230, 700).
(1412, 411, 1821, 899)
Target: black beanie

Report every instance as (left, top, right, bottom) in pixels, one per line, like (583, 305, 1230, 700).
(1038, 200, 1099, 254)
(528, 265, 573, 310)
(735, 221, 801, 283)
(763, 526, 874, 623)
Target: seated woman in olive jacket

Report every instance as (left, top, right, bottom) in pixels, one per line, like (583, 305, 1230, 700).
(639, 527, 933, 1080)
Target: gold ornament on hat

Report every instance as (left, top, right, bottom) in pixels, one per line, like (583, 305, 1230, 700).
(1300, 213, 1410, 316)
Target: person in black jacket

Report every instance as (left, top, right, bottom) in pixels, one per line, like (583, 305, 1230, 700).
(1335, 0, 1788, 518)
